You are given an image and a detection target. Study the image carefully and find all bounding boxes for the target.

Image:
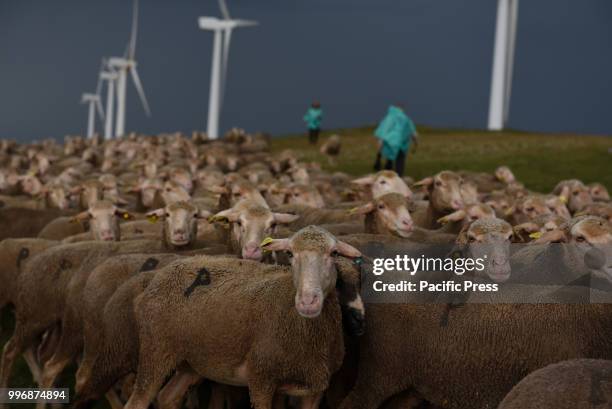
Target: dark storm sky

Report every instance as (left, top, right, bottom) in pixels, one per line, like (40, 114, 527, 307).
(1, 0, 612, 142)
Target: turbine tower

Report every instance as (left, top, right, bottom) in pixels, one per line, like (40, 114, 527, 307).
(81, 94, 104, 138)
(81, 60, 106, 138)
(100, 67, 118, 140)
(199, 0, 257, 139)
(488, 0, 519, 131)
(108, 0, 151, 138)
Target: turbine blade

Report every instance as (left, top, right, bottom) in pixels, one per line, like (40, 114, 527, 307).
(130, 66, 151, 117)
(95, 99, 105, 121)
(95, 58, 106, 95)
(129, 0, 139, 59)
(218, 0, 231, 20)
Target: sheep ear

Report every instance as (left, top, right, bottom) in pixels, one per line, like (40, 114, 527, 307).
(260, 237, 290, 252)
(211, 208, 239, 223)
(351, 175, 375, 186)
(413, 176, 434, 188)
(115, 208, 132, 220)
(197, 209, 212, 219)
(207, 185, 228, 194)
(532, 229, 568, 244)
(146, 208, 165, 223)
(336, 240, 362, 258)
(349, 202, 374, 215)
(73, 211, 90, 223)
(273, 213, 299, 224)
(455, 228, 469, 245)
(438, 210, 466, 225)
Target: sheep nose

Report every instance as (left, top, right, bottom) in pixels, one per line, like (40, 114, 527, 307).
(451, 200, 463, 210)
(301, 293, 319, 306)
(402, 219, 412, 226)
(243, 243, 262, 260)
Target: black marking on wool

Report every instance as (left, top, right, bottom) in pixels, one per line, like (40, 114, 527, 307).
(16, 248, 29, 269)
(184, 268, 211, 297)
(139, 258, 159, 272)
(439, 301, 465, 327)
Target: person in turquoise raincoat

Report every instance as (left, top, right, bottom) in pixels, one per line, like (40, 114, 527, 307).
(304, 102, 323, 144)
(373, 104, 418, 177)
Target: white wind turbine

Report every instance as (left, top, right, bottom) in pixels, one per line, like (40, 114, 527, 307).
(99, 62, 118, 140)
(488, 0, 519, 130)
(108, 0, 151, 138)
(81, 61, 106, 138)
(199, 0, 257, 139)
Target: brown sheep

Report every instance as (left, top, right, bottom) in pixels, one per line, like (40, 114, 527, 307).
(146, 201, 211, 249)
(211, 199, 299, 260)
(497, 359, 612, 409)
(123, 226, 362, 409)
(0, 239, 164, 390)
(72, 254, 184, 409)
(411, 171, 465, 229)
(351, 170, 413, 200)
(338, 302, 612, 409)
(0, 207, 74, 240)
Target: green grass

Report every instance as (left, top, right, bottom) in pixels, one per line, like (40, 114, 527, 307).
(271, 126, 612, 193)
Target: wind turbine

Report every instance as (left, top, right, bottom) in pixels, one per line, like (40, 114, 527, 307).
(488, 0, 519, 130)
(100, 66, 118, 140)
(81, 94, 104, 138)
(199, 0, 257, 139)
(108, 0, 151, 138)
(81, 60, 106, 138)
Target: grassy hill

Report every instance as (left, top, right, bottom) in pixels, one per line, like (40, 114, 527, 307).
(271, 126, 612, 192)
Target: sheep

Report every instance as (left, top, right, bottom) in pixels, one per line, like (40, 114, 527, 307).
(285, 184, 326, 208)
(37, 216, 89, 240)
(351, 170, 413, 199)
(337, 301, 612, 409)
(456, 217, 514, 283)
(62, 200, 133, 242)
(410, 171, 465, 229)
(436, 203, 496, 234)
(211, 199, 299, 260)
(509, 216, 612, 287)
(0, 239, 164, 390)
(507, 194, 553, 225)
(70, 253, 184, 409)
(497, 359, 612, 409)
(576, 202, 612, 221)
(0, 207, 73, 240)
(588, 182, 610, 202)
(553, 179, 593, 213)
(121, 226, 361, 409)
(145, 201, 211, 249)
(319, 134, 341, 166)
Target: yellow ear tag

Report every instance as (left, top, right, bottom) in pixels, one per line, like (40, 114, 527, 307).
(558, 196, 568, 204)
(529, 232, 542, 239)
(260, 237, 274, 247)
(147, 214, 159, 223)
(123, 213, 130, 220)
(348, 207, 359, 215)
(438, 217, 448, 225)
(504, 208, 514, 216)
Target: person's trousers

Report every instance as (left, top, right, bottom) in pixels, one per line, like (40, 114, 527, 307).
(308, 128, 320, 144)
(375, 149, 407, 177)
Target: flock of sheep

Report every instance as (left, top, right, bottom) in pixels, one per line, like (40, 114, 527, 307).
(0, 129, 611, 409)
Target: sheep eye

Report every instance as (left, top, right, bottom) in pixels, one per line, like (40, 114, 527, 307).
(286, 251, 293, 258)
(526, 207, 534, 212)
(165, 213, 170, 217)
(572, 191, 579, 196)
(378, 204, 385, 210)
(236, 220, 242, 226)
(575, 236, 586, 243)
(435, 181, 442, 187)
(380, 180, 386, 185)
(331, 250, 339, 257)
(468, 236, 477, 243)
